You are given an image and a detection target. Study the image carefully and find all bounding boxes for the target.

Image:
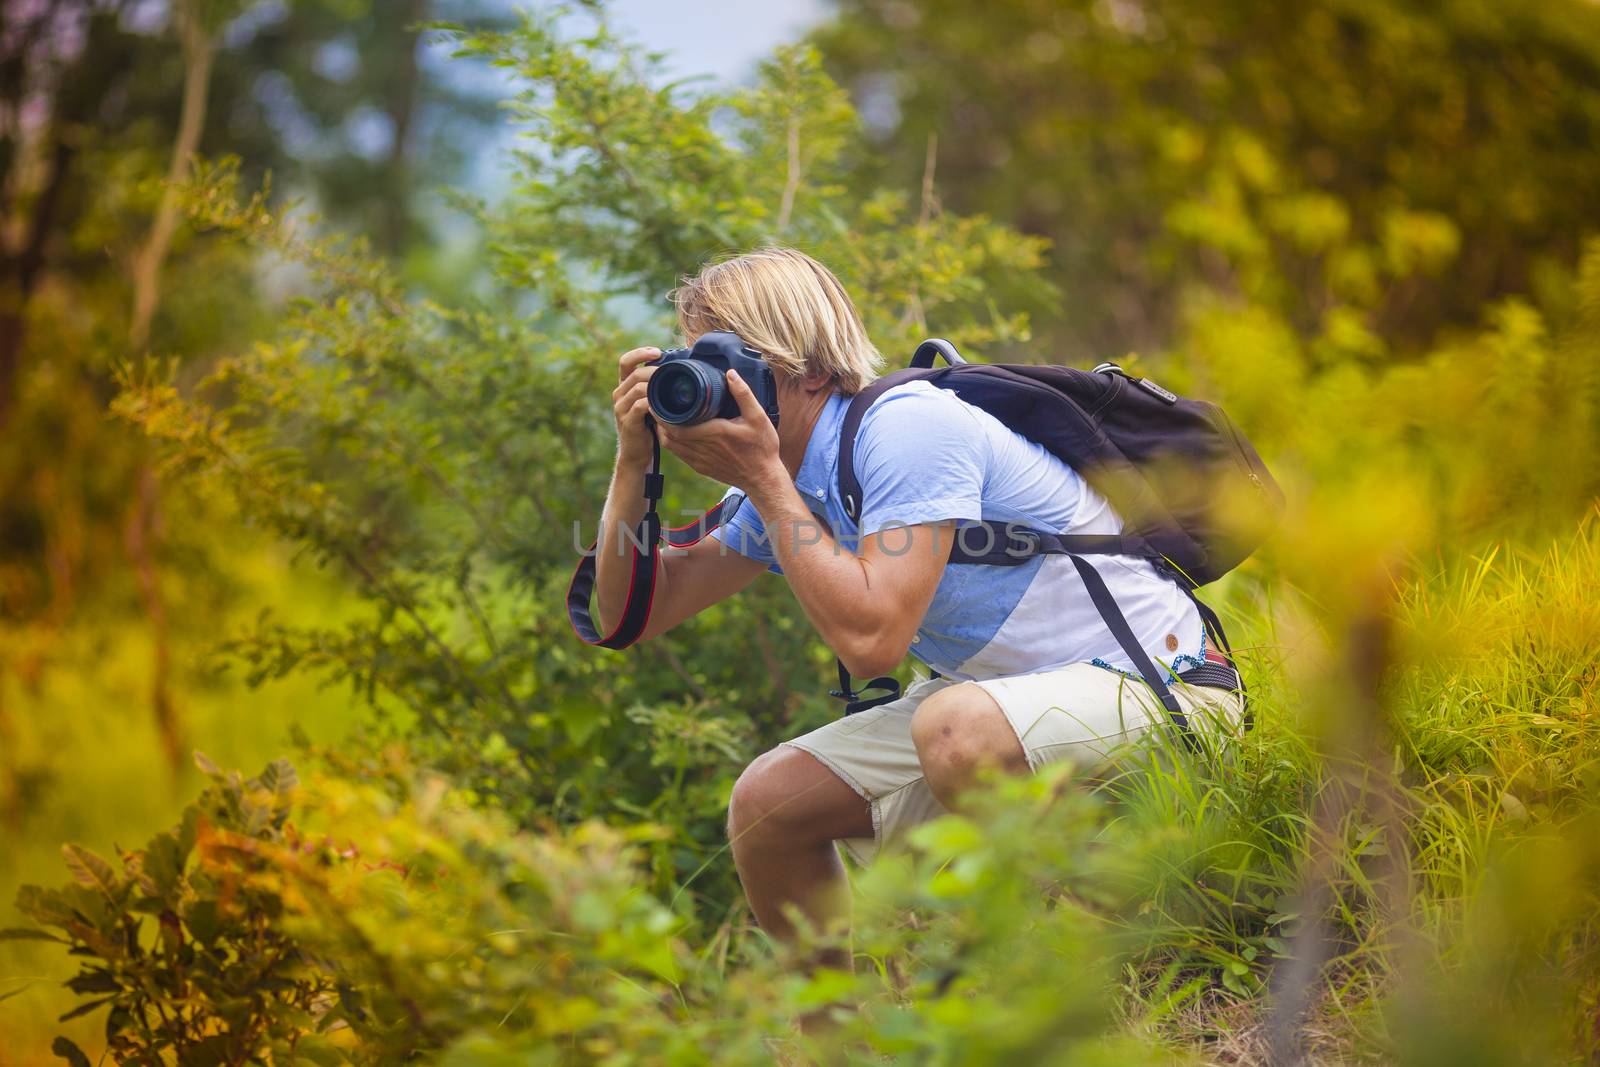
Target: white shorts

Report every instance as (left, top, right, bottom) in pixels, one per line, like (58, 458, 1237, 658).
(782, 662, 1244, 865)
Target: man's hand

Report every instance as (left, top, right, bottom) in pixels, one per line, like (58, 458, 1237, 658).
(596, 349, 769, 640)
(659, 370, 785, 492)
(612, 346, 660, 467)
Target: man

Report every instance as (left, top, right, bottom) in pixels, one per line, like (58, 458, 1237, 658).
(594, 247, 1241, 945)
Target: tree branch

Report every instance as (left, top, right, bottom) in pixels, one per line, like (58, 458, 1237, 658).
(129, 0, 216, 351)
(776, 116, 801, 233)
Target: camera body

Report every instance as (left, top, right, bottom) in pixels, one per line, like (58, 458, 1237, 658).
(647, 332, 780, 427)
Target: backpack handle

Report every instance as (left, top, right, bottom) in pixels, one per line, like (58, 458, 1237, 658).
(912, 338, 966, 369)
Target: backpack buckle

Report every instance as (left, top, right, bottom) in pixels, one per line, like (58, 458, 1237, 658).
(1004, 527, 1040, 558)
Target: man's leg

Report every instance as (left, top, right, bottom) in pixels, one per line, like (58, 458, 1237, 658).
(912, 665, 1246, 809)
(910, 682, 1030, 809)
(728, 746, 873, 946)
(729, 675, 963, 960)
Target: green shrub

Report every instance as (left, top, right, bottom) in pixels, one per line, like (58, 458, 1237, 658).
(5, 757, 334, 1066)
(112, 15, 1052, 917)
(16, 511, 1600, 1063)
(12, 751, 1177, 1065)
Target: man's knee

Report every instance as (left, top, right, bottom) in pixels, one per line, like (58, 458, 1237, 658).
(728, 747, 819, 845)
(911, 683, 1027, 795)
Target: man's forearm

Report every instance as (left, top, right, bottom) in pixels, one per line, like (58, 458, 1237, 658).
(744, 468, 900, 672)
(594, 453, 652, 633)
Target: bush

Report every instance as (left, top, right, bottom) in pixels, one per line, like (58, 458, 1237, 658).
(12, 750, 1171, 1064)
(15, 517, 1600, 1062)
(5, 758, 333, 1065)
(54, 2, 1600, 1064)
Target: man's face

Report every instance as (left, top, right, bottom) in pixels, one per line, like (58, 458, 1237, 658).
(772, 370, 810, 450)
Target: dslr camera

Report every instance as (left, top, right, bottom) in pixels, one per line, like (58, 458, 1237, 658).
(647, 332, 780, 427)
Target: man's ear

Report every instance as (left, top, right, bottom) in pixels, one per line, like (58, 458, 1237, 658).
(801, 370, 832, 393)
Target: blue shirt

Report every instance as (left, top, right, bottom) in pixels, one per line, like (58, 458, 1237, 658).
(711, 380, 1204, 682)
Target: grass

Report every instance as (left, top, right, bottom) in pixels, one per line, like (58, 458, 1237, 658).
(1100, 516, 1600, 1063)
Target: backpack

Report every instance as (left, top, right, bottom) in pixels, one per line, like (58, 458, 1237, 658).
(828, 339, 1283, 740)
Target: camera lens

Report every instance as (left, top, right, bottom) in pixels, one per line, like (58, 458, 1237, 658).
(665, 373, 698, 411)
(648, 361, 725, 425)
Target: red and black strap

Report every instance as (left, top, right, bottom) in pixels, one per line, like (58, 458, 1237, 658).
(566, 419, 736, 649)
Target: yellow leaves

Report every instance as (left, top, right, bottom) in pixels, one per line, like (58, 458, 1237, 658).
(533, 992, 603, 1037)
(1327, 245, 1381, 306)
(1180, 302, 1306, 447)
(1313, 306, 1386, 365)
(1382, 208, 1462, 277)
(1266, 191, 1351, 254)
(1228, 131, 1281, 193)
(1165, 175, 1266, 264)
(1160, 125, 1205, 167)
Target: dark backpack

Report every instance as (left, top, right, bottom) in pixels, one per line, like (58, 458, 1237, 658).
(830, 339, 1283, 739)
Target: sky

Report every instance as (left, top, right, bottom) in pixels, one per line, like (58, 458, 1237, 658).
(600, 0, 829, 82)
(438, 0, 832, 195)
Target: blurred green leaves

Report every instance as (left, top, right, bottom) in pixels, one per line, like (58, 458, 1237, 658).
(818, 0, 1600, 360)
(111, 8, 1061, 919)
(9, 0, 1598, 1062)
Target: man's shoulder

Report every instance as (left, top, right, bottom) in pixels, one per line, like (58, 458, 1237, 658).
(846, 379, 990, 519)
(854, 379, 980, 445)
(861, 377, 966, 411)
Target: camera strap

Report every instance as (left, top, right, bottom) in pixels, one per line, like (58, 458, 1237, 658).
(566, 417, 899, 717)
(567, 419, 736, 649)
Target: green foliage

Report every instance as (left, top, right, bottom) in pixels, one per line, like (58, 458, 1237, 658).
(816, 0, 1600, 360)
(19, 516, 1600, 1062)
(10, 756, 334, 1066)
(0, 0, 500, 628)
(112, 11, 1052, 914)
(12, 751, 1165, 1064)
(0, 546, 380, 1060)
(10, 0, 1600, 1063)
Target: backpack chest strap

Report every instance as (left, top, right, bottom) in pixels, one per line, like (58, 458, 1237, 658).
(939, 523, 1159, 567)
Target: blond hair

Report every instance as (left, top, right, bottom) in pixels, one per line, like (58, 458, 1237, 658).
(670, 247, 882, 396)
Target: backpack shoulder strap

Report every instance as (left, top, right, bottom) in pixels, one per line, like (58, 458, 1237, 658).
(839, 340, 968, 521)
(911, 338, 966, 369)
(838, 367, 939, 523)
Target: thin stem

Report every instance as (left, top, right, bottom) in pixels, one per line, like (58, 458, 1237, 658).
(776, 116, 801, 233)
(129, 0, 215, 350)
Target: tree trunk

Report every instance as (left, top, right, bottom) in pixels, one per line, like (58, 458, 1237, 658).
(0, 4, 138, 428)
(124, 0, 219, 775)
(0, 658, 14, 831)
(125, 465, 183, 774)
(0, 138, 75, 431)
(378, 0, 427, 258)
(128, 1, 216, 350)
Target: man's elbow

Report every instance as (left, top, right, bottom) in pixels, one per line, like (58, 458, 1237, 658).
(837, 632, 909, 679)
